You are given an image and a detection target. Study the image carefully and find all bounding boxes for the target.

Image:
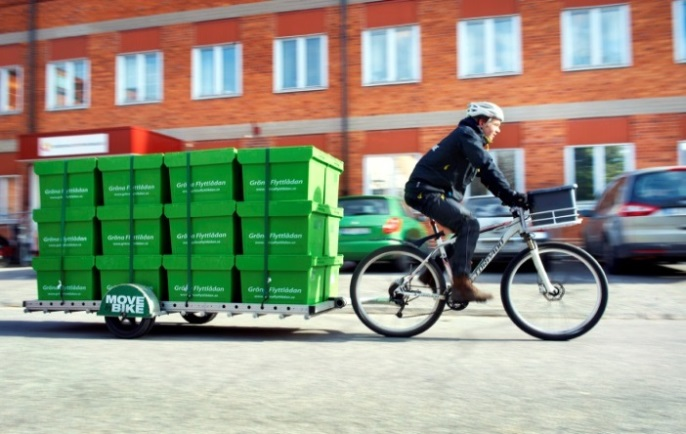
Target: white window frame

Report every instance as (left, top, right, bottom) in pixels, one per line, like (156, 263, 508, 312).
(362, 25, 421, 86)
(0, 66, 22, 114)
(561, 5, 632, 70)
(467, 148, 525, 197)
(115, 51, 163, 105)
(564, 143, 636, 200)
(457, 15, 522, 78)
(363, 153, 421, 196)
(46, 59, 90, 110)
(274, 35, 328, 92)
(674, 0, 686, 63)
(678, 141, 686, 165)
(192, 43, 243, 99)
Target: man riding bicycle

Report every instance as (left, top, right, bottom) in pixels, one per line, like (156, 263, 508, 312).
(404, 101, 528, 303)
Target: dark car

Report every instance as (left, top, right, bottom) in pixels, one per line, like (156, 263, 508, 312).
(463, 195, 550, 262)
(582, 166, 686, 273)
(337, 195, 430, 268)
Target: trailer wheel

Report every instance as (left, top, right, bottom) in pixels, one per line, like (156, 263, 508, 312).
(105, 316, 156, 339)
(181, 312, 217, 324)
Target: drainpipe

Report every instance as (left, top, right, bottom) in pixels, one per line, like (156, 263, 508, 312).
(339, 0, 349, 196)
(28, 0, 38, 133)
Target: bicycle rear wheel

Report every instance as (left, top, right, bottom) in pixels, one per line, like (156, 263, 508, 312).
(501, 242, 608, 341)
(350, 245, 446, 338)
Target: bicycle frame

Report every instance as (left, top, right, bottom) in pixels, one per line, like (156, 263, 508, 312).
(407, 207, 556, 297)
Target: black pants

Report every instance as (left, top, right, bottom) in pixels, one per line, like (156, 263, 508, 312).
(404, 184, 479, 276)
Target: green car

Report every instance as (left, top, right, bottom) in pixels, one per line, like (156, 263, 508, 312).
(337, 195, 430, 268)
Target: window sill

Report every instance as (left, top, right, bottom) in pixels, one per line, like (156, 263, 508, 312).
(362, 80, 421, 87)
(192, 93, 242, 100)
(273, 86, 328, 94)
(46, 105, 89, 112)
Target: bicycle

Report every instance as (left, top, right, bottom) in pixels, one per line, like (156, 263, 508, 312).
(349, 185, 609, 341)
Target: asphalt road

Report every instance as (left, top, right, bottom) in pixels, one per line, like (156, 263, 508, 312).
(1, 264, 685, 433)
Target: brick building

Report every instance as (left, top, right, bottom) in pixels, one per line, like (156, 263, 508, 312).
(1, 0, 685, 249)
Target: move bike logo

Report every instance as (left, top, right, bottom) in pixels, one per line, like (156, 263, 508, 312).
(104, 294, 146, 314)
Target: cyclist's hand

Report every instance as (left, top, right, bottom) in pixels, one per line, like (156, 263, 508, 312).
(501, 190, 529, 210)
(512, 192, 529, 210)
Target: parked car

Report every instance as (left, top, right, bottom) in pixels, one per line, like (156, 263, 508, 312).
(463, 195, 550, 262)
(582, 166, 686, 273)
(337, 195, 430, 268)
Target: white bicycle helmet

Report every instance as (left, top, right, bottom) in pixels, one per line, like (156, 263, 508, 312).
(466, 101, 505, 122)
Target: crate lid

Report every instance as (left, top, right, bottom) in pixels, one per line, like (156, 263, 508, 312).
(237, 146, 343, 171)
(33, 206, 96, 222)
(34, 158, 98, 175)
(96, 204, 164, 220)
(33, 255, 95, 271)
(236, 255, 339, 270)
(163, 255, 234, 270)
(164, 148, 237, 167)
(164, 201, 236, 218)
(237, 200, 343, 218)
(98, 154, 164, 171)
(96, 255, 162, 270)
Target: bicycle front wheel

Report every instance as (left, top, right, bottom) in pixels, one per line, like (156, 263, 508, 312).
(501, 242, 608, 341)
(350, 245, 447, 338)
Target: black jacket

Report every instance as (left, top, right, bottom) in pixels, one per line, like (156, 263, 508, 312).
(408, 117, 513, 202)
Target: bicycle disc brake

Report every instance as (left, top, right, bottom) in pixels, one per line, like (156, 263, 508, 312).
(543, 282, 565, 301)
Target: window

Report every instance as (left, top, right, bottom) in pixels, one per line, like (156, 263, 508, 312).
(679, 141, 686, 165)
(458, 16, 522, 78)
(362, 25, 421, 85)
(274, 35, 327, 92)
(0, 176, 20, 218)
(564, 144, 635, 201)
(116, 52, 162, 104)
(469, 149, 525, 197)
(675, 0, 686, 62)
(561, 5, 631, 70)
(192, 44, 242, 99)
(0, 66, 21, 114)
(363, 154, 421, 196)
(46, 59, 89, 109)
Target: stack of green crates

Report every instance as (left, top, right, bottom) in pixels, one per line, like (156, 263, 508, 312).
(162, 148, 240, 303)
(32, 158, 101, 300)
(96, 154, 167, 300)
(236, 146, 344, 305)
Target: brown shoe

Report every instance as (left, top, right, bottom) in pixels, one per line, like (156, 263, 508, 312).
(451, 274, 493, 303)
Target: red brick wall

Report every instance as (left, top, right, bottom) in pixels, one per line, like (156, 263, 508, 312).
(0, 0, 684, 197)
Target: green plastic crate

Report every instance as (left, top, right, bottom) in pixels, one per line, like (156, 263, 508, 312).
(165, 148, 239, 203)
(237, 200, 343, 256)
(163, 255, 237, 303)
(165, 201, 238, 255)
(97, 204, 168, 255)
(33, 207, 99, 256)
(322, 255, 344, 299)
(236, 255, 339, 305)
(34, 158, 101, 208)
(33, 256, 98, 300)
(237, 146, 343, 206)
(98, 154, 169, 205)
(96, 255, 165, 300)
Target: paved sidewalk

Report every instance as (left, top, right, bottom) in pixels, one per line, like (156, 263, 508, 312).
(2, 265, 685, 320)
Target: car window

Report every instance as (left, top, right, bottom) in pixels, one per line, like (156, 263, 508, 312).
(339, 198, 389, 216)
(631, 170, 686, 206)
(465, 198, 510, 217)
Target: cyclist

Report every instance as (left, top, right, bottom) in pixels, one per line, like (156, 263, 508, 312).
(404, 101, 528, 303)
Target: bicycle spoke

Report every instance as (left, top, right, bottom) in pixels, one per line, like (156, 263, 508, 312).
(501, 242, 608, 340)
(350, 246, 446, 337)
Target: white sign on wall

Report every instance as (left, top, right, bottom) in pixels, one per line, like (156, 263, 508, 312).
(38, 133, 109, 157)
